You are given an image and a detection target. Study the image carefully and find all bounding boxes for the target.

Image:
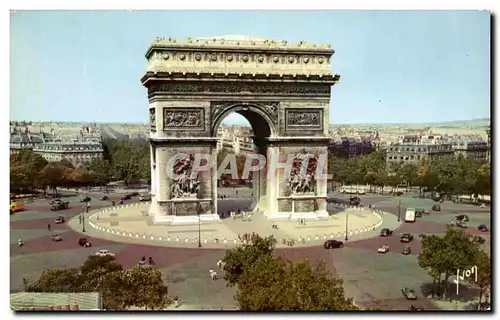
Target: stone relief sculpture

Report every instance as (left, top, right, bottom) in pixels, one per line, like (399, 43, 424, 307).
(210, 101, 279, 126)
(171, 154, 200, 198)
(163, 109, 203, 128)
(287, 153, 318, 194)
(149, 108, 156, 129)
(287, 110, 321, 126)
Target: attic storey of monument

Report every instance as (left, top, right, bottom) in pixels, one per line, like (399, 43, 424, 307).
(142, 36, 340, 224)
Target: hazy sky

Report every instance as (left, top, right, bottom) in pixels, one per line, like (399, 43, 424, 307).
(10, 10, 490, 125)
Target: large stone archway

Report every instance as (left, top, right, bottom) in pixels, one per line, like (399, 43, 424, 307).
(141, 36, 340, 224)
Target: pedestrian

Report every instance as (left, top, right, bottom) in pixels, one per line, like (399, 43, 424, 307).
(18, 238, 23, 246)
(79, 215, 82, 224)
(173, 296, 179, 308)
(148, 257, 155, 266)
(47, 224, 51, 231)
(217, 259, 223, 269)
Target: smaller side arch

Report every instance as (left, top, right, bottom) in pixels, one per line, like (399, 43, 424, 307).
(211, 104, 277, 138)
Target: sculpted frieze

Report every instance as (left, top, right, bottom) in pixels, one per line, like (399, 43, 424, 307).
(170, 154, 200, 198)
(148, 83, 330, 96)
(210, 101, 279, 125)
(163, 108, 204, 130)
(149, 108, 156, 130)
(286, 109, 323, 129)
(287, 152, 318, 194)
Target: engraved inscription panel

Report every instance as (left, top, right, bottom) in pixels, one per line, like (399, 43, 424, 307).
(286, 109, 323, 130)
(149, 108, 156, 131)
(163, 108, 205, 130)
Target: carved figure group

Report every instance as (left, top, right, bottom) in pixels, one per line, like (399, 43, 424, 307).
(288, 112, 320, 126)
(171, 154, 200, 198)
(287, 153, 317, 194)
(164, 111, 201, 128)
(149, 109, 156, 127)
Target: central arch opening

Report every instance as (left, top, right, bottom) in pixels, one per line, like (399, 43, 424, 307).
(213, 105, 273, 218)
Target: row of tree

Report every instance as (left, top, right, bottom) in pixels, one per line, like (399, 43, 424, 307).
(222, 233, 360, 310)
(10, 139, 150, 194)
(23, 255, 170, 310)
(418, 226, 491, 308)
(328, 151, 491, 197)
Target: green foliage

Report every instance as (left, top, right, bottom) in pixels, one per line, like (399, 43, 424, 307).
(418, 226, 487, 298)
(223, 233, 357, 311)
(23, 255, 170, 310)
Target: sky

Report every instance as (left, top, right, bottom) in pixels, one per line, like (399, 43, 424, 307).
(10, 10, 491, 125)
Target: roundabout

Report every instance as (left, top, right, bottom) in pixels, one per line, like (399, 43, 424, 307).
(69, 201, 394, 248)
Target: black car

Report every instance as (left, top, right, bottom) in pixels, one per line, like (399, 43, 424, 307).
(100, 195, 109, 201)
(400, 233, 414, 243)
(80, 196, 91, 203)
(380, 228, 393, 237)
(456, 215, 469, 222)
(401, 246, 411, 255)
(129, 192, 140, 197)
(323, 240, 344, 249)
(432, 204, 441, 211)
(349, 196, 361, 206)
(121, 194, 132, 201)
(478, 224, 489, 232)
(78, 237, 92, 247)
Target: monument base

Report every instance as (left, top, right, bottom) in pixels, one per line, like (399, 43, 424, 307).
(264, 211, 329, 221)
(153, 213, 220, 225)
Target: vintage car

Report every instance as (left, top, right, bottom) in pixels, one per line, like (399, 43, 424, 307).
(402, 287, 417, 300)
(377, 245, 390, 253)
(120, 194, 132, 201)
(380, 228, 394, 237)
(100, 195, 109, 201)
(478, 224, 489, 232)
(139, 194, 151, 202)
(51, 234, 62, 242)
(323, 240, 344, 249)
(80, 196, 91, 203)
(50, 201, 69, 211)
(456, 215, 469, 222)
(78, 237, 92, 247)
(401, 246, 411, 255)
(54, 216, 65, 224)
(400, 233, 414, 243)
(432, 204, 441, 211)
(408, 305, 424, 311)
(95, 249, 115, 257)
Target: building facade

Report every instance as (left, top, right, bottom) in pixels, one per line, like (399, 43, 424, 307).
(10, 131, 45, 154)
(328, 137, 374, 158)
(385, 142, 454, 167)
(33, 142, 104, 167)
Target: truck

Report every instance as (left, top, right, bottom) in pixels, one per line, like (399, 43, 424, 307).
(405, 208, 416, 223)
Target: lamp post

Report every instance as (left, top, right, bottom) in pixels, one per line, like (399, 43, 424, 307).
(344, 210, 349, 241)
(397, 200, 401, 222)
(197, 204, 202, 248)
(82, 204, 88, 233)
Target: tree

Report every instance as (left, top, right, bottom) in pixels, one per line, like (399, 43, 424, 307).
(39, 163, 66, 194)
(418, 226, 483, 299)
(222, 233, 277, 286)
(469, 250, 491, 309)
(235, 256, 358, 311)
(23, 255, 171, 310)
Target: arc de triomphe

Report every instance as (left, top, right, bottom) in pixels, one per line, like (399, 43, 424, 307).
(141, 36, 340, 225)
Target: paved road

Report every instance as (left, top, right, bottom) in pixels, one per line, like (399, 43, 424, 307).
(10, 191, 490, 310)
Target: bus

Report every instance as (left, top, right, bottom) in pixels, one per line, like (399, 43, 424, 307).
(405, 208, 416, 223)
(10, 201, 26, 215)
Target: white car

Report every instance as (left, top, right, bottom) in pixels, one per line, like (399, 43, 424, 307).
(139, 194, 151, 202)
(95, 249, 115, 257)
(377, 245, 390, 253)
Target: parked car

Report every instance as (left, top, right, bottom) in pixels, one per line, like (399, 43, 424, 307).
(377, 245, 390, 253)
(50, 201, 69, 211)
(139, 194, 151, 202)
(78, 237, 92, 247)
(400, 233, 414, 243)
(51, 234, 62, 242)
(95, 249, 115, 257)
(402, 287, 417, 300)
(401, 246, 411, 255)
(100, 195, 109, 201)
(54, 216, 65, 224)
(478, 224, 489, 232)
(323, 240, 344, 249)
(432, 204, 441, 211)
(120, 194, 132, 201)
(380, 228, 393, 237)
(80, 196, 91, 203)
(456, 215, 469, 222)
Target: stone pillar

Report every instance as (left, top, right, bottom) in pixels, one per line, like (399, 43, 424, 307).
(315, 146, 329, 218)
(264, 146, 280, 218)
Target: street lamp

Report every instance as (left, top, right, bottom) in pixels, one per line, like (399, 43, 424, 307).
(197, 204, 202, 248)
(397, 200, 401, 222)
(82, 203, 89, 233)
(345, 210, 349, 241)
